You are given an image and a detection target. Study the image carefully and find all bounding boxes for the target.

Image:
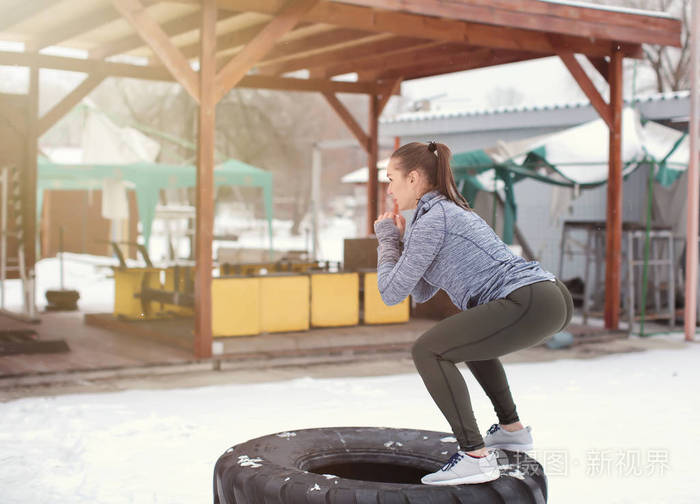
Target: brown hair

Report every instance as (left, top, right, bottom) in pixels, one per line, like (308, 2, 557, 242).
(390, 141, 472, 211)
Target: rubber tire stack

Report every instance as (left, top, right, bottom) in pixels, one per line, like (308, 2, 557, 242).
(214, 426, 547, 503)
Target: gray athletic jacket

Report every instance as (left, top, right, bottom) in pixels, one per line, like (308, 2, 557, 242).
(373, 189, 555, 310)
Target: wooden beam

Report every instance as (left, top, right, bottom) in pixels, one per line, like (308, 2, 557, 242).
(324, 41, 449, 77)
(194, 0, 217, 359)
(558, 52, 612, 129)
(28, 6, 122, 51)
(111, 0, 199, 102)
(180, 20, 321, 60)
(587, 56, 610, 84)
(24, 63, 39, 282)
(38, 74, 105, 136)
(334, 0, 682, 48)
(90, 11, 213, 60)
(322, 92, 369, 152)
(0, 51, 174, 81)
(604, 47, 624, 330)
(261, 35, 428, 75)
(239, 74, 376, 94)
(367, 93, 379, 236)
(0, 0, 55, 31)
(250, 27, 376, 64)
(215, 0, 648, 59)
(0, 51, 378, 95)
(377, 77, 402, 116)
(214, 0, 319, 103)
(376, 47, 507, 80)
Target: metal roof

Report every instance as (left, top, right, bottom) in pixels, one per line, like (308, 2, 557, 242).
(382, 90, 692, 124)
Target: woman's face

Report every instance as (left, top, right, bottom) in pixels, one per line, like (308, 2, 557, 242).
(386, 158, 417, 211)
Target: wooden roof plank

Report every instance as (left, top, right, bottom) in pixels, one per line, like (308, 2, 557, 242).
(0, 0, 56, 32)
(377, 49, 548, 80)
(258, 34, 418, 75)
(214, 0, 319, 102)
(28, 6, 122, 51)
(335, 0, 682, 47)
(111, 0, 200, 101)
(215, 0, 648, 59)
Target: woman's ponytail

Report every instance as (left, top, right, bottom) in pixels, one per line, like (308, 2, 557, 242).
(432, 141, 472, 212)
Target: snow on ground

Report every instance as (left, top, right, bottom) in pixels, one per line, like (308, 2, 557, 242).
(0, 335, 697, 503)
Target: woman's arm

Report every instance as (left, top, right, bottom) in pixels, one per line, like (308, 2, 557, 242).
(373, 205, 446, 306)
(411, 278, 440, 303)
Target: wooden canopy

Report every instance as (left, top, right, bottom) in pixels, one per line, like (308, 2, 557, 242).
(0, 0, 684, 356)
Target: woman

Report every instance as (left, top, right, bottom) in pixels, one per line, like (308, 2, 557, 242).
(373, 141, 573, 486)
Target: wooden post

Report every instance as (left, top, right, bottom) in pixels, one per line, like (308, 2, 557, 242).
(25, 63, 38, 288)
(604, 47, 623, 330)
(367, 94, 379, 236)
(194, 0, 217, 359)
(685, 0, 699, 341)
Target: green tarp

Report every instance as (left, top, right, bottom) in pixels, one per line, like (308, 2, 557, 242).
(37, 157, 274, 253)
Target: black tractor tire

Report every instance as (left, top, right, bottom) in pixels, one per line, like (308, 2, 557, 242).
(213, 426, 547, 503)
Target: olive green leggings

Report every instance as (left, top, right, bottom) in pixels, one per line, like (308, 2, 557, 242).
(411, 277, 573, 451)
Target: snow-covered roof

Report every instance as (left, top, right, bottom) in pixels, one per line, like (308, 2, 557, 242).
(538, 0, 676, 20)
(382, 91, 691, 124)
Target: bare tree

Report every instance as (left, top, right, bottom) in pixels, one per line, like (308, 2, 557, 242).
(590, 0, 691, 92)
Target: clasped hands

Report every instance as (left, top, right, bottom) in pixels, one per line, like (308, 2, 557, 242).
(374, 199, 406, 239)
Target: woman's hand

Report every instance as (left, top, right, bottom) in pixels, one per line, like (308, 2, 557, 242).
(374, 199, 406, 239)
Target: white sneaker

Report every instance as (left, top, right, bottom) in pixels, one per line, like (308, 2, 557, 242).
(421, 450, 500, 485)
(483, 423, 534, 452)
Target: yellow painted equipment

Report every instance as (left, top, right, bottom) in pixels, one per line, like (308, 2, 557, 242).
(259, 274, 310, 333)
(163, 267, 194, 316)
(113, 267, 162, 319)
(362, 272, 410, 324)
(212, 277, 260, 337)
(310, 272, 359, 327)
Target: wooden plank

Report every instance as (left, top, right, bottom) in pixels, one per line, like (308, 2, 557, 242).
(559, 52, 612, 129)
(335, 0, 682, 48)
(215, 0, 648, 59)
(214, 0, 319, 103)
(0, 0, 55, 31)
(194, 0, 217, 360)
(377, 77, 402, 116)
(90, 11, 210, 59)
(587, 56, 610, 84)
(180, 21, 320, 60)
(251, 27, 376, 64)
(324, 41, 450, 77)
(24, 64, 39, 280)
(367, 93, 379, 236)
(28, 6, 122, 51)
(0, 51, 174, 81)
(260, 35, 429, 75)
(322, 92, 369, 152)
(684, 0, 699, 341)
(604, 48, 624, 330)
(239, 74, 375, 94)
(0, 51, 377, 95)
(38, 74, 105, 136)
(390, 51, 547, 81)
(111, 0, 200, 102)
